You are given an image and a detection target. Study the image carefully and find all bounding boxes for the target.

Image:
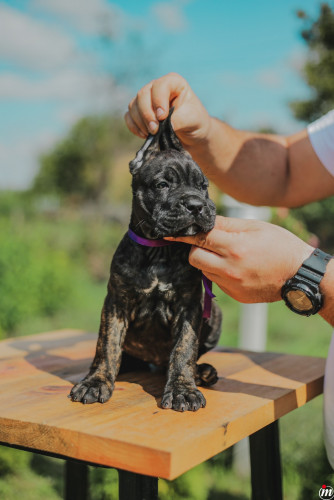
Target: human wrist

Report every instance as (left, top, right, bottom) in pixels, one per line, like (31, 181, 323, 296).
(319, 257, 334, 325)
(281, 245, 334, 318)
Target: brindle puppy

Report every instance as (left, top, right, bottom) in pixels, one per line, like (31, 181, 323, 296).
(69, 109, 222, 412)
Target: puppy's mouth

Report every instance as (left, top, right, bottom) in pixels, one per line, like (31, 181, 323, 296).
(172, 220, 214, 237)
(152, 210, 216, 238)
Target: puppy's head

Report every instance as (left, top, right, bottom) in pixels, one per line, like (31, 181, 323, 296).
(129, 109, 216, 239)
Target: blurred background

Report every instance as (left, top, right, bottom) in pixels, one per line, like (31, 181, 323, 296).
(1, 0, 334, 498)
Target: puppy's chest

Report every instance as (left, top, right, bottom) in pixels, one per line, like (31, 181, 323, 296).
(131, 247, 189, 300)
(131, 268, 177, 324)
(111, 239, 200, 320)
(139, 270, 175, 299)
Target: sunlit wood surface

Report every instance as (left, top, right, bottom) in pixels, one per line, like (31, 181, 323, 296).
(0, 329, 325, 479)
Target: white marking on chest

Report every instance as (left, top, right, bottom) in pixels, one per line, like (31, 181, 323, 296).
(142, 277, 159, 294)
(142, 277, 173, 295)
(158, 282, 172, 292)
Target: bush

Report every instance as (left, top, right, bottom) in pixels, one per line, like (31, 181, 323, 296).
(0, 447, 30, 477)
(0, 217, 74, 335)
(292, 198, 334, 253)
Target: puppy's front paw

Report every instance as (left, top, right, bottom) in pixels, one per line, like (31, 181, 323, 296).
(161, 385, 206, 412)
(69, 375, 113, 404)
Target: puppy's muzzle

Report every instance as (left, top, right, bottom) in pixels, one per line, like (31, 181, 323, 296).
(182, 195, 205, 215)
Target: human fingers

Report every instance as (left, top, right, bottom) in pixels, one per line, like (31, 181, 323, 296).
(135, 82, 162, 134)
(189, 246, 245, 285)
(150, 73, 188, 121)
(126, 75, 186, 137)
(164, 215, 256, 249)
(214, 215, 259, 232)
(202, 270, 231, 296)
(128, 95, 157, 136)
(164, 227, 232, 255)
(189, 246, 226, 274)
(124, 111, 147, 139)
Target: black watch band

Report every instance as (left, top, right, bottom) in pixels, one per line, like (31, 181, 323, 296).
(281, 248, 333, 316)
(297, 248, 332, 285)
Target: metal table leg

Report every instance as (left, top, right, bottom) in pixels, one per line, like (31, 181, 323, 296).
(249, 419, 283, 500)
(118, 470, 158, 500)
(65, 460, 89, 500)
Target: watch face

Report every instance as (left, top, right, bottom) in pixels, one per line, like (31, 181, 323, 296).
(286, 289, 313, 312)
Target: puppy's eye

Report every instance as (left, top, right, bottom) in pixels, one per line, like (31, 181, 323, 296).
(155, 181, 169, 189)
(201, 182, 208, 190)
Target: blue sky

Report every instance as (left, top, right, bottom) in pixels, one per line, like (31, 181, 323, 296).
(0, 0, 324, 189)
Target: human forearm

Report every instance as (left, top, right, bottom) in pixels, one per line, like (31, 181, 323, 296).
(190, 120, 334, 207)
(186, 117, 290, 206)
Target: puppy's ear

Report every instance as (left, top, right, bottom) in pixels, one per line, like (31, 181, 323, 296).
(129, 134, 158, 174)
(157, 107, 183, 152)
(129, 107, 184, 174)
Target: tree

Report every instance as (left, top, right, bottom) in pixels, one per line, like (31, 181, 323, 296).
(289, 3, 334, 253)
(33, 115, 140, 204)
(290, 3, 334, 122)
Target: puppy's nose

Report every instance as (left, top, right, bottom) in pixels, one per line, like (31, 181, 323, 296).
(183, 196, 204, 214)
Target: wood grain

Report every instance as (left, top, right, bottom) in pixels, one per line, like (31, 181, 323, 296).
(0, 329, 325, 479)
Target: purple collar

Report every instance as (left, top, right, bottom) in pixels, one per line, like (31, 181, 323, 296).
(127, 228, 215, 318)
(128, 228, 173, 247)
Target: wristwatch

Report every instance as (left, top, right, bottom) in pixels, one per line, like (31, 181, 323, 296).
(281, 248, 333, 316)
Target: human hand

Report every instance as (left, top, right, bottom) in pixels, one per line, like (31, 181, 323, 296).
(165, 216, 314, 304)
(124, 72, 211, 148)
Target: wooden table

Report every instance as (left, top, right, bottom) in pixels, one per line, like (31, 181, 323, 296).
(0, 329, 325, 499)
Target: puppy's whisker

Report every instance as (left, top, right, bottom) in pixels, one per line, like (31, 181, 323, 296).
(135, 219, 145, 230)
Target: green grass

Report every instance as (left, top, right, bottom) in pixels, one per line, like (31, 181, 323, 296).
(0, 450, 63, 500)
(14, 270, 107, 337)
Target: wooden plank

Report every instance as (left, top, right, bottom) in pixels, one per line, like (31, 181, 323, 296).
(0, 330, 325, 479)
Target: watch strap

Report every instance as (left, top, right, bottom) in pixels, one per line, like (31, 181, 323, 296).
(297, 248, 333, 285)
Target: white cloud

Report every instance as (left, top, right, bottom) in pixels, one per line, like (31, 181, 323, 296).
(0, 70, 103, 100)
(0, 132, 58, 190)
(220, 68, 284, 90)
(0, 70, 130, 114)
(31, 0, 122, 36)
(287, 47, 308, 73)
(152, 2, 188, 32)
(0, 4, 76, 70)
(255, 69, 283, 89)
(219, 72, 245, 87)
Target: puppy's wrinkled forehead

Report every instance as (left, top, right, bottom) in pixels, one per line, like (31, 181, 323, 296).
(129, 107, 202, 180)
(139, 149, 206, 187)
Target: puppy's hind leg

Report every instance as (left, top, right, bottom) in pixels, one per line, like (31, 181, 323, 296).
(195, 363, 218, 387)
(198, 301, 222, 357)
(69, 294, 127, 404)
(195, 302, 222, 387)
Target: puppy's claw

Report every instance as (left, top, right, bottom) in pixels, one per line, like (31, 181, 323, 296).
(161, 387, 206, 412)
(70, 376, 113, 404)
